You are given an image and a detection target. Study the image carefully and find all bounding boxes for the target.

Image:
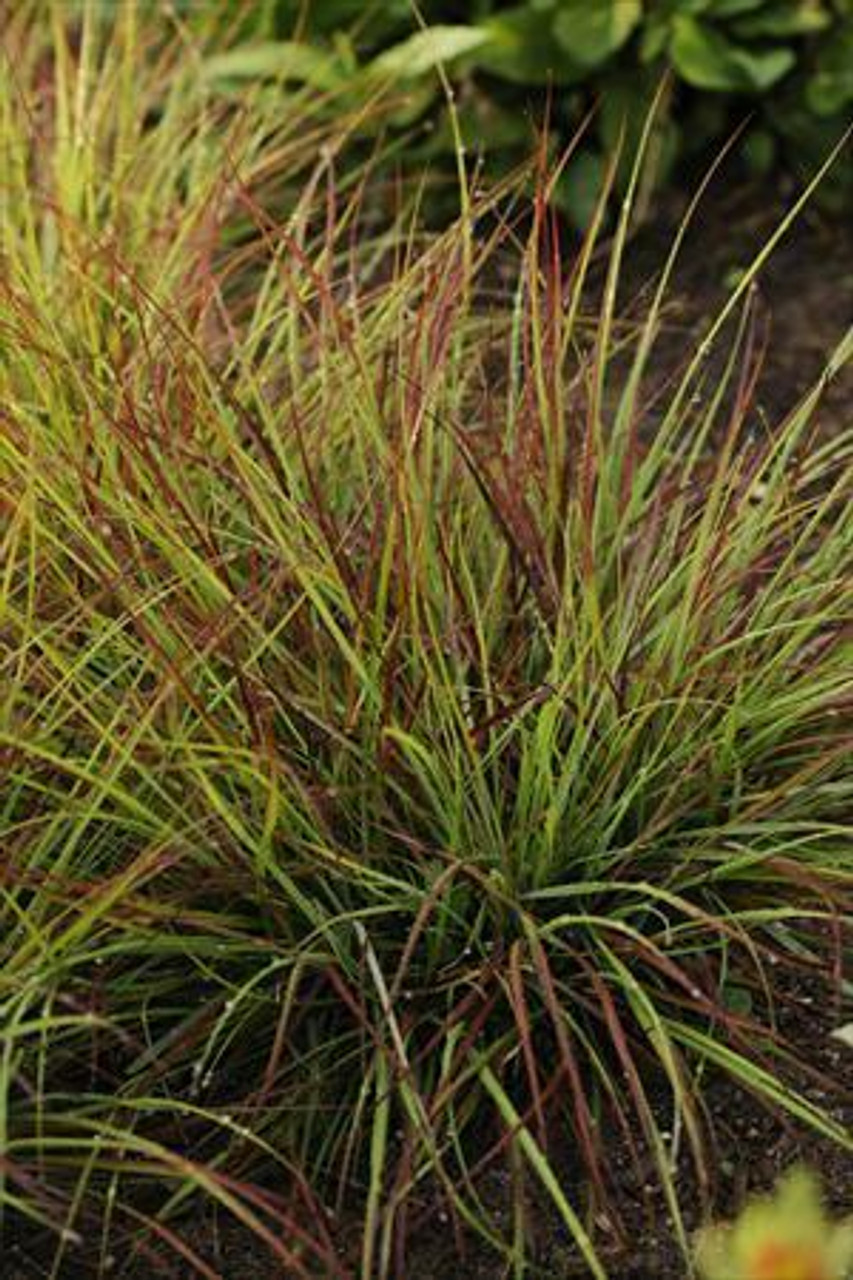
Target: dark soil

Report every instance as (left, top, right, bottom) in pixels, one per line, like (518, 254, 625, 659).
(620, 181, 853, 438)
(4, 191, 851, 1280)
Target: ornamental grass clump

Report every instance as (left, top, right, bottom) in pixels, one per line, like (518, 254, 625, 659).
(0, 5, 851, 1278)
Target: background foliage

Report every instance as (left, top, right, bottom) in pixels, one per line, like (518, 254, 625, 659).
(203, 0, 853, 222)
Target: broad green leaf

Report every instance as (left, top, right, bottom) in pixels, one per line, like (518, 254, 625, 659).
(731, 46, 797, 91)
(732, 0, 832, 36)
(597, 67, 663, 151)
(551, 148, 607, 232)
(640, 14, 673, 61)
(650, 0, 714, 12)
(273, 0, 411, 41)
(707, 0, 767, 14)
(201, 41, 343, 89)
(831, 1024, 853, 1049)
(741, 128, 777, 174)
(806, 29, 853, 113)
(370, 25, 491, 80)
(670, 16, 795, 90)
(415, 94, 533, 158)
(553, 0, 642, 68)
(480, 8, 585, 84)
(596, 68, 680, 193)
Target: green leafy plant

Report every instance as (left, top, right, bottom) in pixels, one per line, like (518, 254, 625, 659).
(202, 0, 853, 221)
(0, 5, 851, 1278)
